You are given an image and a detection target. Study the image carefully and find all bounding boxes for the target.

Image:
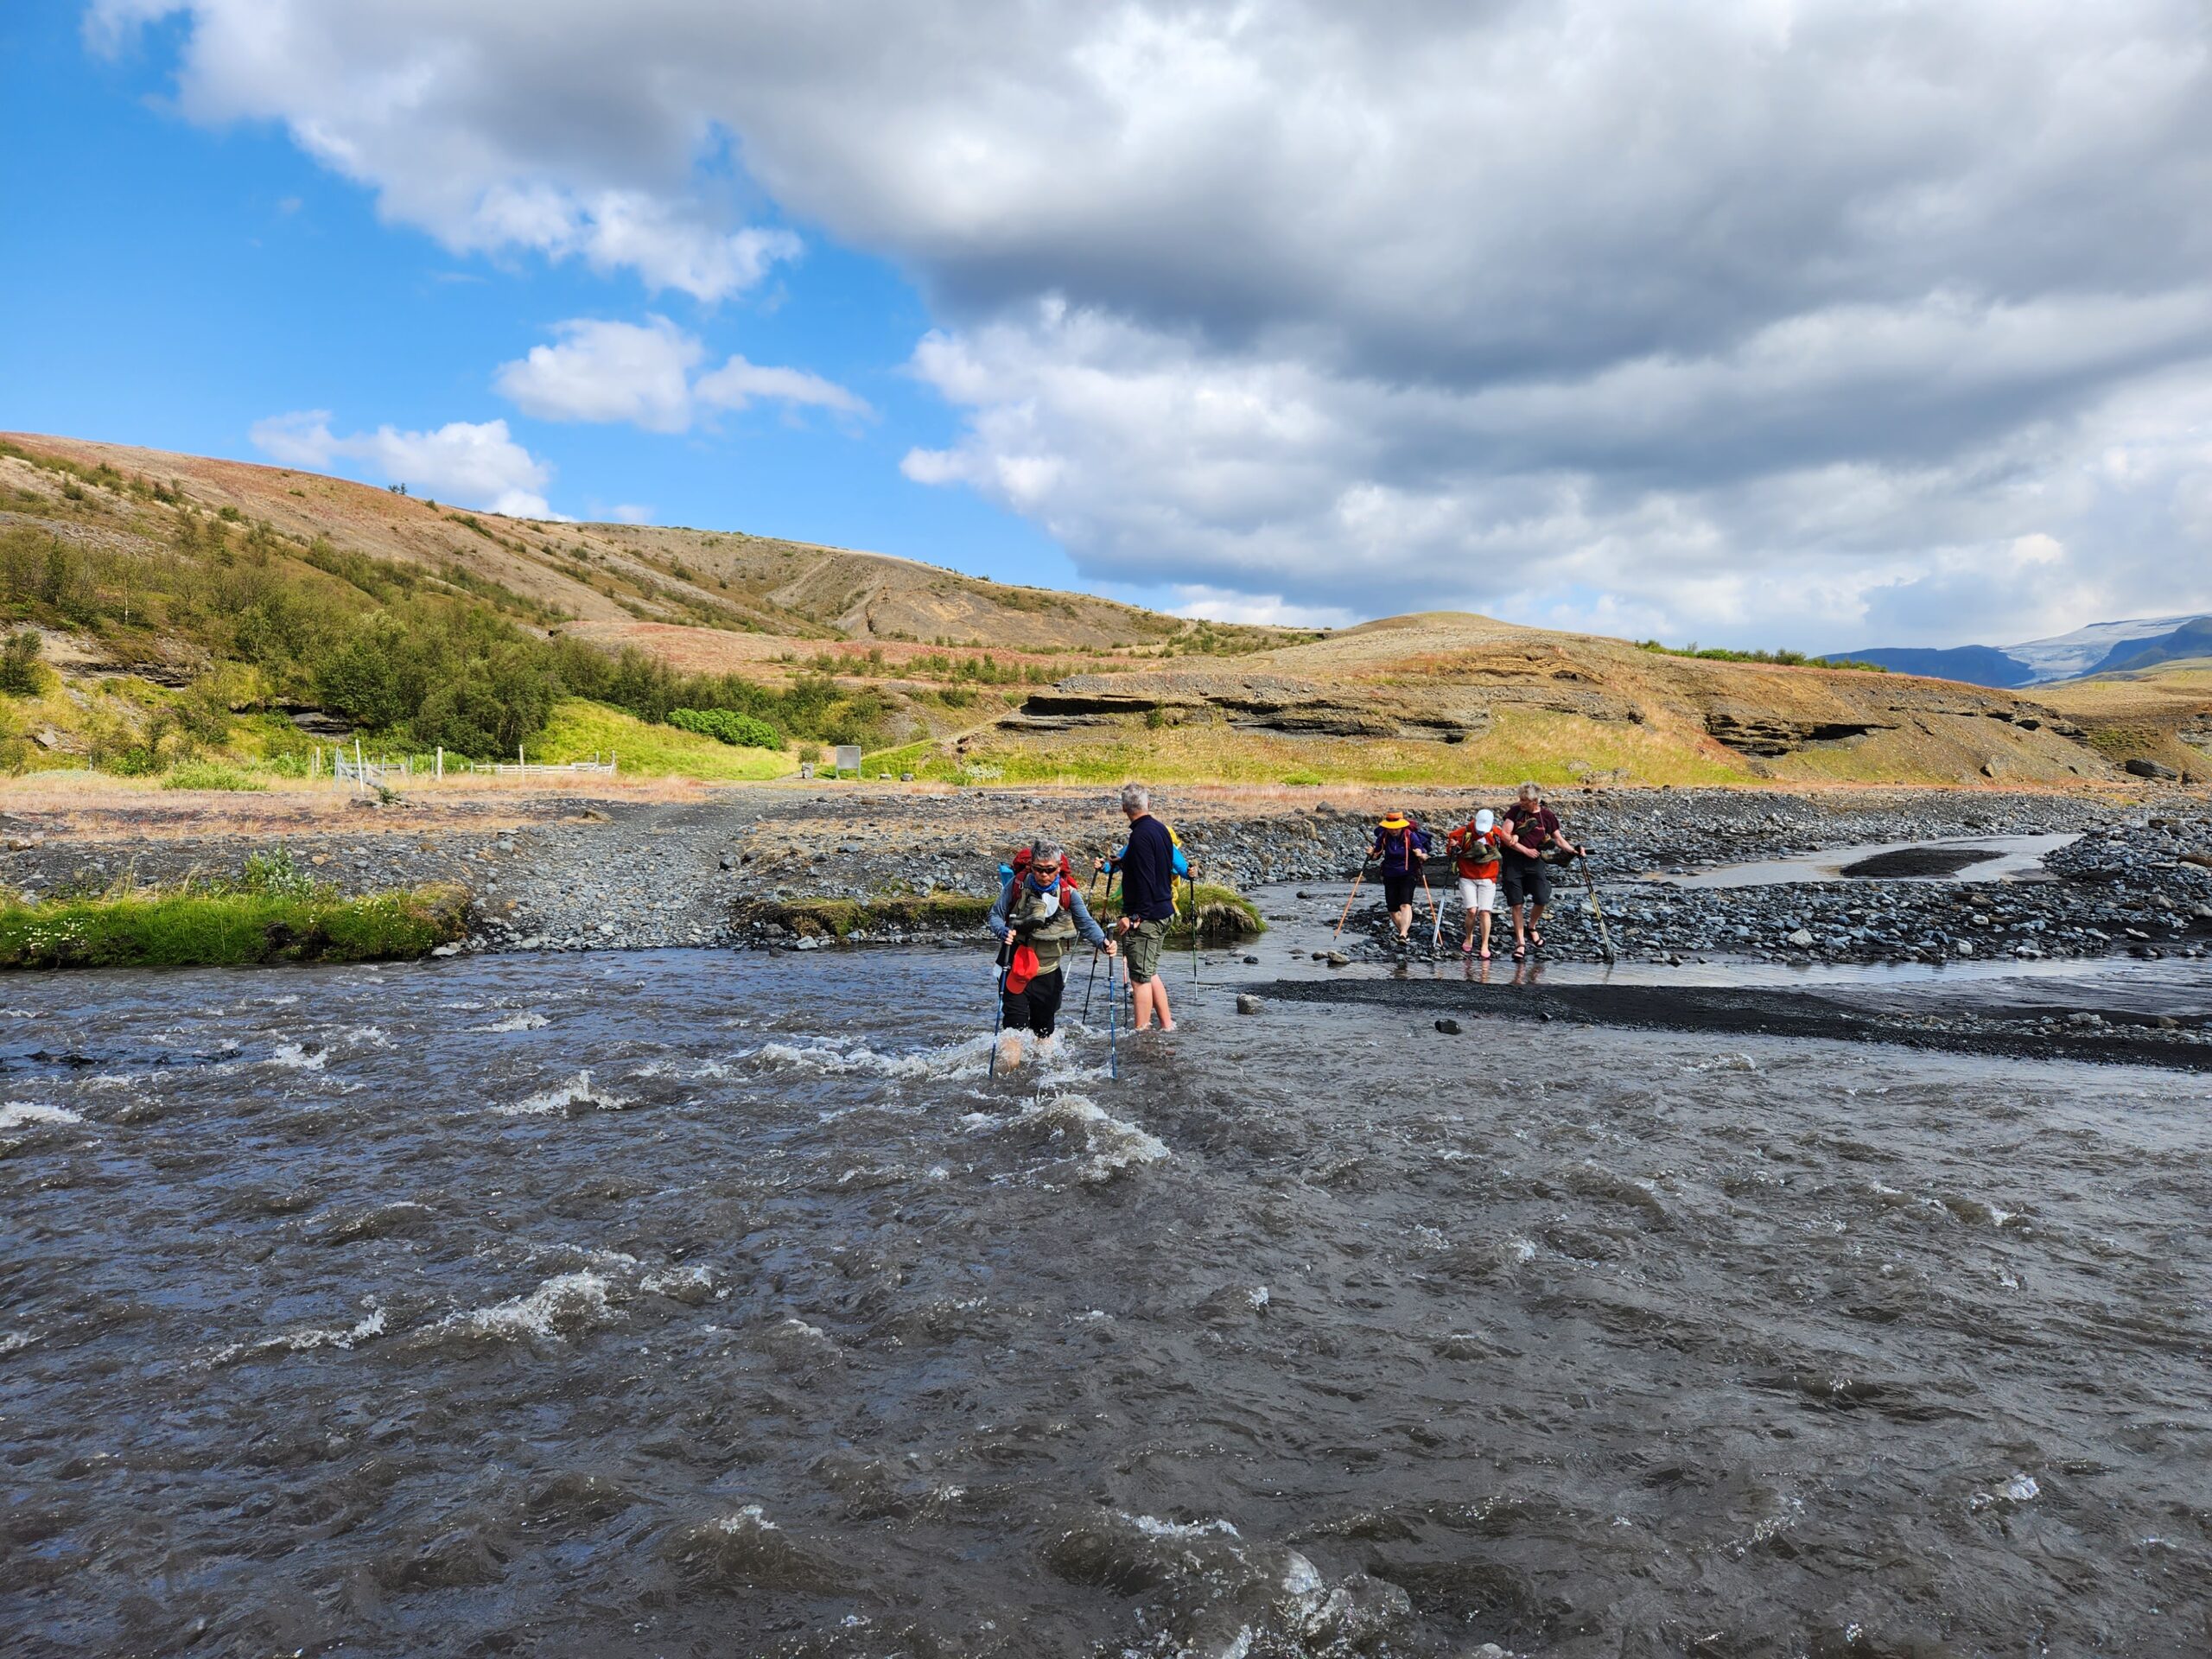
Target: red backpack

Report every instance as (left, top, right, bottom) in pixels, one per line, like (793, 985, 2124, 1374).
(1009, 845, 1077, 899)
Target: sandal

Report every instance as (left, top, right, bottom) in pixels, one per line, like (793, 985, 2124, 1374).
(1460, 938, 1474, 955)
(1479, 948, 1491, 961)
(1530, 931, 1546, 951)
(1511, 944, 1526, 961)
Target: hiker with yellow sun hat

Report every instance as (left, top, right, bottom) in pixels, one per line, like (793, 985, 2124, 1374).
(1363, 809, 1433, 949)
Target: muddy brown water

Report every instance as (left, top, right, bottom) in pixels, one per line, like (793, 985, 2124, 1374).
(3, 938, 2209, 1657)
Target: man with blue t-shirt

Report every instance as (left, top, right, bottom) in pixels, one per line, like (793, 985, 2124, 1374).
(1101, 781, 1182, 1033)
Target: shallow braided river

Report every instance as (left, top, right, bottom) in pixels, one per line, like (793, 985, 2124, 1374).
(4, 946, 2209, 1657)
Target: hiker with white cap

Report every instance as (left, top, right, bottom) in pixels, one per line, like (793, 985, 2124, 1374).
(1444, 806, 1509, 959)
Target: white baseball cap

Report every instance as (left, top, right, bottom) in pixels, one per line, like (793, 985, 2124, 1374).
(1474, 809, 1495, 833)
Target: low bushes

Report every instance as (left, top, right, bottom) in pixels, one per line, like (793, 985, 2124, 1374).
(161, 760, 266, 791)
(666, 707, 783, 748)
(0, 879, 470, 969)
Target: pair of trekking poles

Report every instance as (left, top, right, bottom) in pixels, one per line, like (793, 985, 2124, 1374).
(1332, 860, 1445, 949)
(988, 935, 1126, 1081)
(986, 864, 1199, 1082)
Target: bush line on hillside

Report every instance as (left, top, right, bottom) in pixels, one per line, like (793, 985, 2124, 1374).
(0, 881, 471, 969)
(665, 707, 783, 748)
(1636, 639, 1888, 671)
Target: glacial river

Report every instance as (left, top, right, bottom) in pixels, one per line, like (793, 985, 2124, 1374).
(3, 940, 2209, 1656)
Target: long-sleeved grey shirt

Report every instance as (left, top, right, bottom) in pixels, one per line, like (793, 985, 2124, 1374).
(986, 876, 1109, 948)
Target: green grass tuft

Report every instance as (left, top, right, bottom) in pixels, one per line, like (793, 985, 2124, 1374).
(1097, 880, 1266, 943)
(0, 881, 470, 969)
(161, 760, 266, 791)
(739, 889, 996, 939)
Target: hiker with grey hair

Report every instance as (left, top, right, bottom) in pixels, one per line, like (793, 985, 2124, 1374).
(986, 838, 1112, 1071)
(1098, 781, 1187, 1033)
(1499, 780, 1581, 960)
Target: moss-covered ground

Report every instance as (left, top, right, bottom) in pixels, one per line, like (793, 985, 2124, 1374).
(0, 880, 471, 969)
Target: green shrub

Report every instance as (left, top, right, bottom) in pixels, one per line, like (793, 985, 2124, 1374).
(0, 630, 41, 696)
(238, 846, 315, 898)
(666, 707, 783, 748)
(162, 760, 265, 791)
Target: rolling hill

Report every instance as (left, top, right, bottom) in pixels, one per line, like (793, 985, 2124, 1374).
(2032, 655, 2212, 780)
(0, 430, 2190, 789)
(893, 609, 2139, 788)
(1, 431, 1283, 654)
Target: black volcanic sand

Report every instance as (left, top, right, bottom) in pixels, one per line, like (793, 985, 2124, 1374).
(1260, 970, 2212, 1071)
(1839, 846, 2005, 880)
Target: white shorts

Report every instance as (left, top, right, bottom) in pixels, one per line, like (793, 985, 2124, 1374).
(1458, 877, 1497, 914)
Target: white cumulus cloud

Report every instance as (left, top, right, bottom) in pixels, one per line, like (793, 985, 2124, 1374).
(495, 316, 701, 433)
(493, 316, 869, 432)
(251, 410, 563, 518)
(694, 355, 870, 417)
(112, 0, 2212, 643)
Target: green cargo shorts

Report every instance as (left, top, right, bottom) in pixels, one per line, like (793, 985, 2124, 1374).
(1123, 917, 1168, 983)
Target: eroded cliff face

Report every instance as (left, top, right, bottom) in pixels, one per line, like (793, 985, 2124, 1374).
(984, 613, 2121, 785)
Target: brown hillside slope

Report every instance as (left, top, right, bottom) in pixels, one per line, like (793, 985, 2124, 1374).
(0, 433, 1277, 654)
(2034, 658, 2212, 779)
(939, 611, 2126, 788)
(0, 432, 2155, 791)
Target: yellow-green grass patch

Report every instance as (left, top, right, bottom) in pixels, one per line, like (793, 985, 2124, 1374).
(535, 698, 798, 780)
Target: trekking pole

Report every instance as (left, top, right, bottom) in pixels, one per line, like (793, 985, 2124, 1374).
(1107, 948, 1119, 1079)
(1083, 939, 1101, 1022)
(1186, 871, 1200, 982)
(1420, 860, 1443, 953)
(986, 941, 1012, 1079)
(1331, 869, 1367, 942)
(1579, 850, 1617, 964)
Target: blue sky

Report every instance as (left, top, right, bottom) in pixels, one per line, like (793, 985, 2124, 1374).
(6, 3, 2212, 650)
(0, 6, 1075, 590)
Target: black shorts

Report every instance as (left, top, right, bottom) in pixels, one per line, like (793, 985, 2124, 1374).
(1382, 874, 1419, 911)
(1001, 966, 1066, 1036)
(1500, 859, 1551, 907)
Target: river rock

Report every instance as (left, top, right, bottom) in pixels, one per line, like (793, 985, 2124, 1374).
(1236, 994, 1264, 1015)
(1787, 928, 1815, 948)
(1434, 1018, 1462, 1034)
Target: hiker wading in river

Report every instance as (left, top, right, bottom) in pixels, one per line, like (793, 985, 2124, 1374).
(1100, 782, 1183, 1033)
(1366, 811, 1433, 948)
(1499, 781, 1581, 960)
(1444, 807, 1507, 959)
(987, 840, 1112, 1071)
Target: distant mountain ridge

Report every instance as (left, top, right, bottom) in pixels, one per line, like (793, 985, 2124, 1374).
(1824, 613, 2212, 688)
(2089, 615, 2212, 676)
(1816, 645, 2038, 687)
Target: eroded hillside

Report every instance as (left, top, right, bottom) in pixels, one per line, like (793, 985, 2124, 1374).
(0, 432, 1285, 653)
(910, 612, 2140, 788)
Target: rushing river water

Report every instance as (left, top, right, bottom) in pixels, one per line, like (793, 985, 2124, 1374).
(5, 944, 2210, 1658)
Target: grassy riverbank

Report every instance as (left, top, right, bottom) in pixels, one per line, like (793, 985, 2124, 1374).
(745, 880, 1265, 944)
(0, 880, 471, 969)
